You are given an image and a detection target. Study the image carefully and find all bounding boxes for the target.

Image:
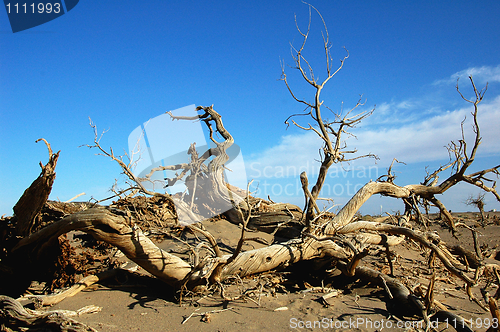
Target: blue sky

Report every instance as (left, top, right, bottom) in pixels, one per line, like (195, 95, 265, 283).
(1, 1, 500, 216)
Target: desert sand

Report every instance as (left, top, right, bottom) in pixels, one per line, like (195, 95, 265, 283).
(20, 212, 498, 332)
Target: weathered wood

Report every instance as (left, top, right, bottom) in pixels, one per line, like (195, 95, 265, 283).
(13, 208, 193, 286)
(247, 204, 302, 235)
(219, 237, 348, 279)
(0, 295, 98, 332)
(333, 220, 474, 285)
(167, 106, 247, 224)
(324, 181, 410, 233)
(20, 270, 118, 307)
(354, 265, 424, 316)
(12, 207, 348, 287)
(13, 139, 60, 236)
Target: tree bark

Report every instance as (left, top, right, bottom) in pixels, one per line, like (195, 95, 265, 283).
(0, 295, 98, 332)
(14, 139, 59, 236)
(12, 207, 349, 288)
(13, 208, 193, 286)
(219, 237, 348, 279)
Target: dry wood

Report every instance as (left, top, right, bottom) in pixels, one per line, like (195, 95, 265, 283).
(12, 206, 350, 287)
(19, 269, 118, 307)
(165, 106, 247, 224)
(488, 297, 500, 332)
(353, 266, 424, 316)
(3, 8, 500, 331)
(13, 138, 60, 236)
(13, 208, 193, 286)
(0, 295, 99, 332)
(334, 220, 474, 285)
(219, 237, 347, 280)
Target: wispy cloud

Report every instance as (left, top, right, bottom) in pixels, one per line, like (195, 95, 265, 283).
(356, 95, 500, 164)
(365, 100, 425, 125)
(433, 65, 500, 86)
(246, 68, 500, 179)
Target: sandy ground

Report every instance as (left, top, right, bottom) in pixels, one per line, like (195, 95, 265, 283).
(34, 212, 500, 331)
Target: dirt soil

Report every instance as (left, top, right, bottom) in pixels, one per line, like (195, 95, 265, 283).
(20, 212, 500, 332)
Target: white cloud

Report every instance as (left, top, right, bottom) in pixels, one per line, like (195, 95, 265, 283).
(365, 100, 422, 125)
(433, 65, 500, 86)
(244, 66, 500, 214)
(356, 96, 500, 164)
(246, 92, 500, 177)
(246, 132, 323, 178)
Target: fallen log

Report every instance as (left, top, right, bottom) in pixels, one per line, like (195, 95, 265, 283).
(18, 269, 119, 307)
(0, 295, 99, 332)
(13, 208, 193, 286)
(12, 207, 349, 288)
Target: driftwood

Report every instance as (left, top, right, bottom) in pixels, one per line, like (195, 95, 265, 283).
(19, 270, 119, 307)
(0, 295, 99, 332)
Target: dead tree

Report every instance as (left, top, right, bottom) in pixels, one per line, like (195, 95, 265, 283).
(281, 4, 376, 228)
(280, 6, 500, 233)
(13, 139, 60, 236)
(162, 105, 247, 225)
(85, 108, 246, 226)
(466, 193, 487, 225)
(412, 77, 499, 231)
(3, 5, 500, 330)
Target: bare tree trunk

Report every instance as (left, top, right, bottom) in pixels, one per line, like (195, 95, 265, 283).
(13, 208, 193, 286)
(219, 238, 347, 280)
(14, 139, 59, 236)
(12, 206, 351, 287)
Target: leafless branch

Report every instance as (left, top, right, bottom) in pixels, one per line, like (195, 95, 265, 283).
(281, 3, 376, 226)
